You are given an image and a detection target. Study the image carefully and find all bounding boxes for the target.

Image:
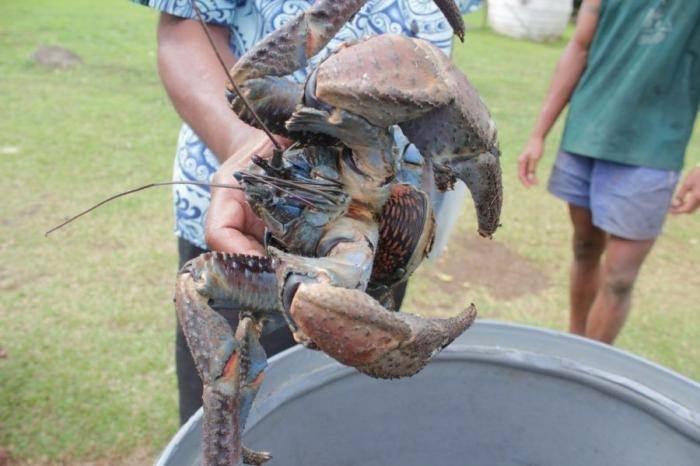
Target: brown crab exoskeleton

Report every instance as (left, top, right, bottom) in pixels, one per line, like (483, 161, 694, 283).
(177, 0, 503, 464)
(175, 245, 477, 465)
(227, 0, 502, 237)
(289, 282, 477, 379)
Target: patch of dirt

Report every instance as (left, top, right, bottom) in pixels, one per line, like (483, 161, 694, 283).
(0, 268, 18, 292)
(425, 231, 549, 300)
(84, 237, 127, 253)
(32, 45, 82, 70)
(2, 205, 43, 228)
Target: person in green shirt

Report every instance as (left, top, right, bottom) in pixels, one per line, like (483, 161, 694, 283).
(517, 0, 699, 344)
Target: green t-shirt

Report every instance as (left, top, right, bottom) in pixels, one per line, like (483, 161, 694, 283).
(561, 0, 700, 171)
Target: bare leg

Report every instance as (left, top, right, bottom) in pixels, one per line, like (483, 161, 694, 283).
(568, 205, 606, 335)
(585, 235, 655, 344)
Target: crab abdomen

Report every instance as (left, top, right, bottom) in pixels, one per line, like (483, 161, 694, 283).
(370, 183, 435, 287)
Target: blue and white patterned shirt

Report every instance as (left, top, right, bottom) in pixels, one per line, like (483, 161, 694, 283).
(135, 0, 481, 249)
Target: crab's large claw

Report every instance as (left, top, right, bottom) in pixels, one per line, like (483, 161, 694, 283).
(308, 34, 503, 236)
(226, 0, 465, 136)
(450, 150, 502, 238)
(175, 254, 280, 466)
(288, 282, 476, 379)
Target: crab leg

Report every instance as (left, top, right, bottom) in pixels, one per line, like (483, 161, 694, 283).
(175, 253, 279, 466)
(198, 316, 268, 466)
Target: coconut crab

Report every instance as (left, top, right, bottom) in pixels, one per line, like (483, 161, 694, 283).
(175, 0, 502, 464)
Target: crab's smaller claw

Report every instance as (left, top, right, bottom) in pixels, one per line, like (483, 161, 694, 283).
(288, 282, 476, 379)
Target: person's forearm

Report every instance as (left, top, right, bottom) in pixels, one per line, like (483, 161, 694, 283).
(529, 0, 600, 140)
(530, 42, 589, 139)
(156, 13, 261, 162)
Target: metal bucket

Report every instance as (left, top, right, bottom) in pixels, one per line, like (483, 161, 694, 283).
(157, 321, 700, 466)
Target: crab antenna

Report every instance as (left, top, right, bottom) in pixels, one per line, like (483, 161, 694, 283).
(188, 0, 282, 152)
(236, 172, 319, 209)
(45, 181, 243, 236)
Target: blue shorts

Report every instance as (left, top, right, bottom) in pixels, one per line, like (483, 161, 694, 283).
(547, 151, 680, 240)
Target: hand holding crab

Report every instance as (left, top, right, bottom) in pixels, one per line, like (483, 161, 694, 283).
(175, 1, 503, 464)
(205, 135, 292, 257)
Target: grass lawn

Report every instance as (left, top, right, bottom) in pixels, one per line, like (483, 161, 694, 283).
(1, 1, 698, 464)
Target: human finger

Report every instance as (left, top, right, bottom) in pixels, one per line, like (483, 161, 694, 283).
(205, 183, 265, 254)
(525, 155, 539, 186)
(670, 183, 691, 214)
(517, 152, 532, 186)
(671, 192, 699, 215)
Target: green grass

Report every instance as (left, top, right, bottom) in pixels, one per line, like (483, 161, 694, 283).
(1, 1, 179, 463)
(0, 2, 698, 464)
